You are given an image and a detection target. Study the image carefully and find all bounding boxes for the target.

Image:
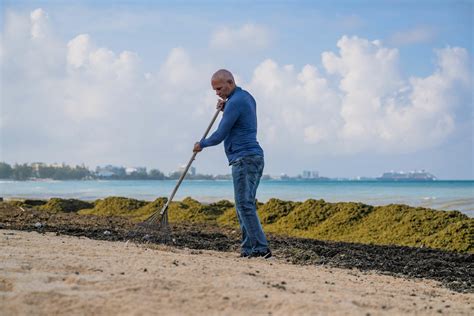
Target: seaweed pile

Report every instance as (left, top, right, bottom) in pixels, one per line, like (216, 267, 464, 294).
(78, 197, 234, 223)
(7, 196, 473, 253)
(258, 199, 473, 253)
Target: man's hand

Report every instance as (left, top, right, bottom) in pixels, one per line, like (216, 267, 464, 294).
(193, 142, 202, 152)
(216, 99, 226, 112)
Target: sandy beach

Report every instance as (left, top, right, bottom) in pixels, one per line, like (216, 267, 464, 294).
(1, 229, 473, 315)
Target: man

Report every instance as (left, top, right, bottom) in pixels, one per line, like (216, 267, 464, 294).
(193, 69, 271, 259)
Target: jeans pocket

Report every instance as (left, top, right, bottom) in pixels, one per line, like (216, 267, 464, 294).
(245, 156, 264, 173)
(231, 157, 244, 167)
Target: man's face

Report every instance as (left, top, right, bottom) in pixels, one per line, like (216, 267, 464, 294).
(211, 78, 234, 100)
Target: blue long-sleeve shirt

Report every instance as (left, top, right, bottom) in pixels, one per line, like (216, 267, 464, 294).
(199, 86, 264, 164)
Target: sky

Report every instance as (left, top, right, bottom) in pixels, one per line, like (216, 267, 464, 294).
(1, 0, 473, 179)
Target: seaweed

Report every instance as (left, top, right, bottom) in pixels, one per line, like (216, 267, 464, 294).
(216, 208, 239, 228)
(168, 197, 233, 223)
(7, 199, 47, 208)
(21, 196, 473, 253)
(78, 196, 147, 217)
(39, 198, 94, 213)
(257, 198, 299, 224)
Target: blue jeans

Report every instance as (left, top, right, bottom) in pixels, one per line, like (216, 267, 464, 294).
(231, 155, 269, 255)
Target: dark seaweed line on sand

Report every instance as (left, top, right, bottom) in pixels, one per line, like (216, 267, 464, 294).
(1, 206, 473, 294)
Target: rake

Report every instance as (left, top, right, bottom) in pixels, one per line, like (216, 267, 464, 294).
(138, 106, 222, 230)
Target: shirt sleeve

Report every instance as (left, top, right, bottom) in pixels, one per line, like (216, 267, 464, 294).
(199, 100, 240, 148)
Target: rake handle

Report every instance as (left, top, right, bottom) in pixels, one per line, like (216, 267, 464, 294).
(160, 107, 222, 215)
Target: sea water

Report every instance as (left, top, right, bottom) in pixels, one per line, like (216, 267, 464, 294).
(1, 180, 473, 217)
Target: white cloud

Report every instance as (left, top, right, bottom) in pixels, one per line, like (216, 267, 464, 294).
(390, 26, 435, 46)
(304, 125, 329, 144)
(249, 35, 470, 156)
(30, 8, 49, 39)
(62, 33, 142, 120)
(435, 46, 470, 85)
(159, 47, 197, 86)
(249, 59, 341, 147)
(210, 23, 271, 50)
(322, 36, 403, 147)
(67, 34, 91, 68)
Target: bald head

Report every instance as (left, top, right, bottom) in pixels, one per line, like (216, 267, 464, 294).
(212, 69, 235, 83)
(211, 69, 236, 100)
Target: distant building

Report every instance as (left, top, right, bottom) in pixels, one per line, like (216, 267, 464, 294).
(178, 165, 196, 176)
(302, 170, 319, 179)
(377, 169, 436, 181)
(214, 174, 232, 180)
(125, 167, 147, 175)
(31, 162, 46, 172)
(30, 162, 46, 177)
(95, 165, 126, 177)
(355, 176, 374, 181)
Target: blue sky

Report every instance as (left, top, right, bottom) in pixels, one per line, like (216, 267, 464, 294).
(1, 0, 473, 179)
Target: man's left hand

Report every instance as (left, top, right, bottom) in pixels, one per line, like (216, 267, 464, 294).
(193, 142, 202, 152)
(216, 99, 226, 112)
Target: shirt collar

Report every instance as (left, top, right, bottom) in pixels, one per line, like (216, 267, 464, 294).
(227, 86, 240, 100)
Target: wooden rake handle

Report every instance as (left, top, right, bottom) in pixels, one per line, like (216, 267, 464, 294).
(160, 107, 222, 214)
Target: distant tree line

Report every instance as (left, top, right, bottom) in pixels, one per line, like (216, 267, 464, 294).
(0, 162, 220, 181)
(0, 162, 92, 180)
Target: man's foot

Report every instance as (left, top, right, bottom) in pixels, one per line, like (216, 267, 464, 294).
(239, 252, 249, 258)
(248, 249, 272, 259)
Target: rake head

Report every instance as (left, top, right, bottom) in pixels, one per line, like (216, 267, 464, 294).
(136, 202, 170, 232)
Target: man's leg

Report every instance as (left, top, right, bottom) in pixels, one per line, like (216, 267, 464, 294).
(232, 160, 252, 256)
(235, 208, 251, 256)
(232, 155, 269, 254)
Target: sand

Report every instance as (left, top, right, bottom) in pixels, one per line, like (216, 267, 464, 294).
(1, 230, 472, 315)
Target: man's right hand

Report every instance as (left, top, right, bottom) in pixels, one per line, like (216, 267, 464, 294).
(193, 142, 202, 152)
(216, 99, 226, 112)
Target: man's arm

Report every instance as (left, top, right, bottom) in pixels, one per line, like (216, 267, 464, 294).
(198, 100, 240, 149)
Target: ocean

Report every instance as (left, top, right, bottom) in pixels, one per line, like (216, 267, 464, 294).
(2, 179, 473, 217)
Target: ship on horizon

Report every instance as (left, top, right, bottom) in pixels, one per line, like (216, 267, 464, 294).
(376, 170, 436, 181)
